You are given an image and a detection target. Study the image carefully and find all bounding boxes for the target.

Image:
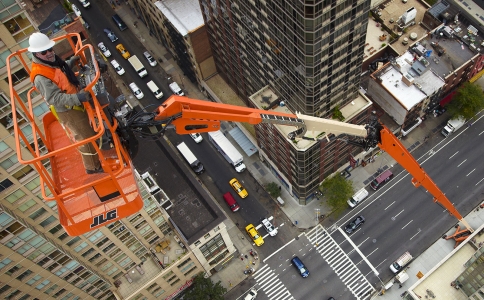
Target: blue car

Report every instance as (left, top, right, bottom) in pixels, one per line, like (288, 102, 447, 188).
(291, 256, 309, 278)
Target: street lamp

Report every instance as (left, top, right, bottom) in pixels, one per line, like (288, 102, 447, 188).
(315, 208, 320, 247)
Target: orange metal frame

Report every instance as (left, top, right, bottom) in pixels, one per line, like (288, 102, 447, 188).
(7, 33, 143, 236)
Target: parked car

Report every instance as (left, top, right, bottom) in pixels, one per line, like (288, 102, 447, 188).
(128, 82, 144, 99)
(110, 59, 125, 75)
(78, 0, 90, 8)
(345, 215, 365, 234)
(229, 178, 248, 198)
(97, 42, 111, 57)
(261, 218, 277, 236)
(71, 4, 81, 17)
(190, 133, 203, 143)
(116, 44, 130, 59)
(244, 288, 257, 300)
(104, 28, 118, 42)
(143, 51, 157, 67)
(245, 224, 264, 246)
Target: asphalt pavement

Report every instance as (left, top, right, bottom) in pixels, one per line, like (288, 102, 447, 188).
(86, 2, 484, 298)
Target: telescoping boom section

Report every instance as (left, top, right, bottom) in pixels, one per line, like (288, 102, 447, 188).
(6, 33, 143, 236)
(154, 96, 470, 230)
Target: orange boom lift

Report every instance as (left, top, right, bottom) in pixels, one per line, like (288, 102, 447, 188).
(8, 34, 471, 236)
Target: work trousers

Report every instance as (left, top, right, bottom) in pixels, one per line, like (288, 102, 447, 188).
(56, 109, 101, 171)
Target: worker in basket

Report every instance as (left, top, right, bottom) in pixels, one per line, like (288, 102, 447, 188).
(28, 32, 103, 174)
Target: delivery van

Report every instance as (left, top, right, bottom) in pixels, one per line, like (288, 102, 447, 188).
(348, 188, 369, 208)
(390, 251, 412, 273)
(370, 170, 393, 191)
(223, 192, 240, 212)
(147, 80, 163, 99)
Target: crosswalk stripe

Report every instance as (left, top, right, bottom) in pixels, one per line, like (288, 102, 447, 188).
(306, 226, 376, 300)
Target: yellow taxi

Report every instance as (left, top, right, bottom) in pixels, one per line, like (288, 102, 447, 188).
(116, 44, 131, 59)
(245, 224, 264, 246)
(229, 178, 248, 198)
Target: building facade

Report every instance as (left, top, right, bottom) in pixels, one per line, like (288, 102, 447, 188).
(0, 3, 228, 300)
(199, 0, 373, 202)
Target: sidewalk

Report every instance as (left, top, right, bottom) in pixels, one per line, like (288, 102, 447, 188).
(103, 2, 458, 295)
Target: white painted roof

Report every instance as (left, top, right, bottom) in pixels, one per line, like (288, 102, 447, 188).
(379, 65, 425, 111)
(395, 51, 445, 101)
(154, 0, 204, 36)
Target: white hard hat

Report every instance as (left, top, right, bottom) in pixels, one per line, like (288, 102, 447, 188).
(28, 32, 56, 52)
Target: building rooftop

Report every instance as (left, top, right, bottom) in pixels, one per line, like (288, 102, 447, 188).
(154, 0, 204, 36)
(132, 137, 225, 244)
(395, 51, 445, 98)
(250, 86, 372, 151)
(377, 65, 426, 110)
(422, 32, 477, 78)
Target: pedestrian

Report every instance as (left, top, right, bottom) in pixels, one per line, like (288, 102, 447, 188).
(28, 32, 102, 174)
(399, 284, 403, 288)
(245, 254, 248, 259)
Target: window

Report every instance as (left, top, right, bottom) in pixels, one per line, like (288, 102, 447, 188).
(66, 237, 81, 247)
(88, 231, 103, 243)
(26, 274, 42, 286)
(0, 258, 12, 270)
(0, 49, 12, 68)
(0, 154, 18, 169)
(5, 13, 35, 42)
(0, 141, 10, 153)
(6, 264, 22, 276)
(29, 208, 47, 220)
(19, 198, 37, 212)
(5, 189, 26, 204)
(5, 68, 29, 86)
(74, 242, 88, 253)
(16, 269, 32, 281)
(25, 177, 40, 191)
(39, 216, 56, 227)
(0, 179, 13, 192)
(49, 224, 63, 235)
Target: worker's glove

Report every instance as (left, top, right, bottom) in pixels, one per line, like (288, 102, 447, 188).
(77, 89, 92, 103)
(71, 55, 80, 64)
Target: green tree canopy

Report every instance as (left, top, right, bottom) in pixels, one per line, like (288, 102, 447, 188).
(446, 82, 484, 120)
(322, 173, 354, 215)
(265, 182, 281, 198)
(183, 273, 226, 300)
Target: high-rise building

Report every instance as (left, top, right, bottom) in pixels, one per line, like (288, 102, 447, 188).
(199, 0, 373, 203)
(0, 3, 233, 300)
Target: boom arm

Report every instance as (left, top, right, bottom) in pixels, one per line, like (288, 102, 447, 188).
(126, 96, 469, 229)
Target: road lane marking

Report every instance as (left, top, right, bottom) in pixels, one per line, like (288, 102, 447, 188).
(476, 178, 484, 186)
(410, 229, 421, 240)
(384, 201, 395, 210)
(391, 209, 404, 220)
(467, 169, 476, 176)
(367, 247, 379, 257)
(457, 159, 467, 167)
(402, 220, 413, 229)
(449, 151, 459, 159)
(263, 238, 295, 263)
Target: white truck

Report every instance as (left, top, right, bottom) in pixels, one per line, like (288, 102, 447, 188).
(176, 142, 204, 174)
(441, 116, 465, 137)
(169, 82, 184, 96)
(128, 55, 148, 78)
(208, 130, 246, 172)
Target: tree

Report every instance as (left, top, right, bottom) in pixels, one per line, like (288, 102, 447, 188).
(322, 173, 354, 215)
(446, 82, 484, 120)
(183, 273, 226, 300)
(265, 182, 281, 198)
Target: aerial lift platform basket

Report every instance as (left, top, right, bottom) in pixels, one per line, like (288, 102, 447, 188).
(6, 33, 143, 236)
